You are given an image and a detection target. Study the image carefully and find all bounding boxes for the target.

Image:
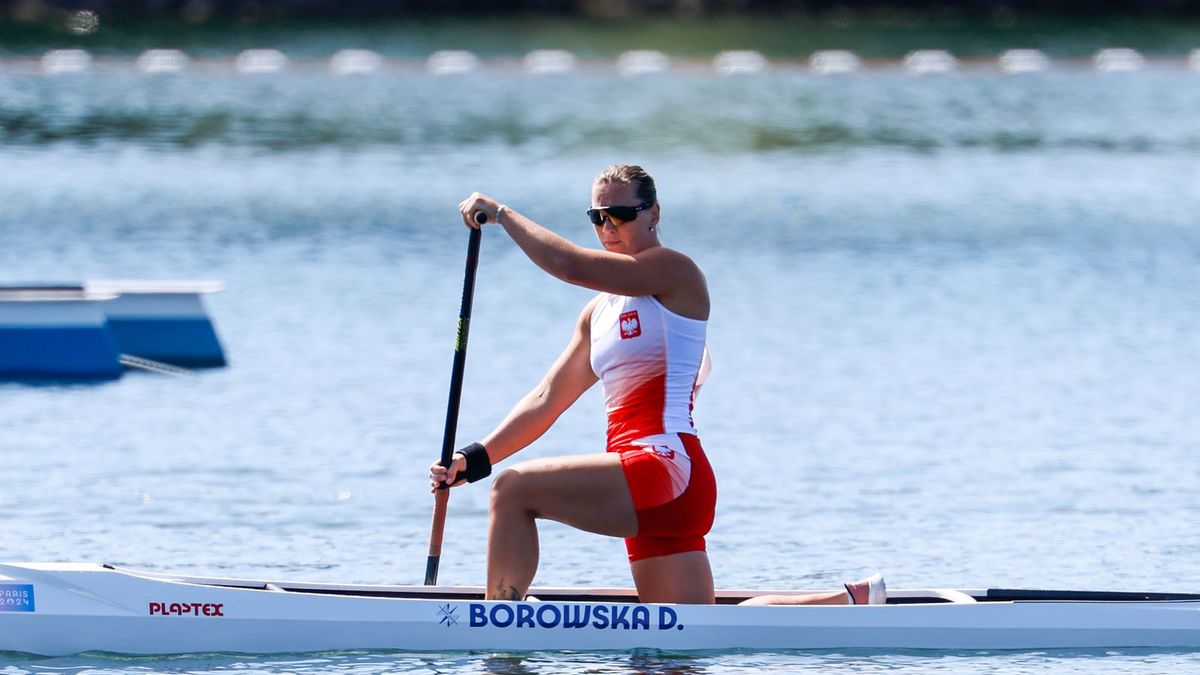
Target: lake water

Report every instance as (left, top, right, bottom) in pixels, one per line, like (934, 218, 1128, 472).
(1, 28, 1199, 673)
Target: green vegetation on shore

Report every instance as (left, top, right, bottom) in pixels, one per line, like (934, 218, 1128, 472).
(1, 11, 1199, 58)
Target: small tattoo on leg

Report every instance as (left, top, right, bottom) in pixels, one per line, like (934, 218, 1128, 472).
(494, 580, 522, 600)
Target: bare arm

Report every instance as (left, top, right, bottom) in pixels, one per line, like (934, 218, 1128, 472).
(457, 194, 708, 316)
(502, 208, 702, 299)
(432, 298, 599, 487)
(480, 299, 598, 462)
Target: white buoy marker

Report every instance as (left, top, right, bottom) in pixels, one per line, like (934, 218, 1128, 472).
(235, 49, 288, 74)
(41, 49, 91, 74)
(137, 50, 190, 74)
(330, 49, 383, 75)
(616, 50, 670, 76)
(714, 50, 767, 75)
(904, 50, 958, 74)
(523, 49, 577, 74)
(427, 50, 479, 75)
(810, 50, 862, 75)
(998, 49, 1050, 74)
(1094, 48, 1145, 73)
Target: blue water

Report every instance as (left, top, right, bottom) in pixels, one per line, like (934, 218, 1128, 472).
(2, 57, 1200, 672)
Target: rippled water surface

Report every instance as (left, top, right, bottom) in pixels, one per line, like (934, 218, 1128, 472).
(2, 39, 1199, 673)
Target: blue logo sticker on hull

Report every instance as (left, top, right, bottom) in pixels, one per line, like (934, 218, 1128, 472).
(0, 584, 35, 612)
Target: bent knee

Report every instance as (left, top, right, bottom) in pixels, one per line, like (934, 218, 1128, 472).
(490, 467, 523, 500)
(490, 468, 539, 517)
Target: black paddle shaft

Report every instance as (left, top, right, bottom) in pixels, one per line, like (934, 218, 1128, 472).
(439, 223, 483, 470)
(425, 215, 484, 586)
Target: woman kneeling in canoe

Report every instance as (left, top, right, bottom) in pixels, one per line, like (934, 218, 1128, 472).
(431, 165, 884, 606)
(431, 164, 715, 603)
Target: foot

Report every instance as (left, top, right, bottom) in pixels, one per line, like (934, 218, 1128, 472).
(844, 572, 887, 605)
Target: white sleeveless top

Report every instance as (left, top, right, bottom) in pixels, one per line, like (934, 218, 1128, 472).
(588, 292, 710, 447)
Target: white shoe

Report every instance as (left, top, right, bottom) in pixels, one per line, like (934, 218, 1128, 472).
(844, 572, 887, 605)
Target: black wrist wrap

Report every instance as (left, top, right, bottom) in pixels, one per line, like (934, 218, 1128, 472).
(460, 442, 492, 483)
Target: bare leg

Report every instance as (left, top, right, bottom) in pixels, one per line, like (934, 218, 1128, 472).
(739, 591, 849, 606)
(739, 574, 886, 605)
(486, 453, 638, 600)
(631, 551, 715, 604)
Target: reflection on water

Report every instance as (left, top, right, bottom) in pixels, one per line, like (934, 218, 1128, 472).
(5, 648, 1200, 673)
(627, 651, 709, 675)
(2, 71, 1199, 154)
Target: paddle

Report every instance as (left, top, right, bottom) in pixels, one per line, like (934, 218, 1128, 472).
(425, 211, 485, 586)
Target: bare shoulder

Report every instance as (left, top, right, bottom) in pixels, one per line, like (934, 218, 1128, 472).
(636, 247, 709, 320)
(634, 246, 706, 283)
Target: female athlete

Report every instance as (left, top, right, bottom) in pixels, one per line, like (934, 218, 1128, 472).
(429, 164, 884, 606)
(430, 164, 716, 604)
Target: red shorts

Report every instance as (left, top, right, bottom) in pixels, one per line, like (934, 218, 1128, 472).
(612, 433, 717, 562)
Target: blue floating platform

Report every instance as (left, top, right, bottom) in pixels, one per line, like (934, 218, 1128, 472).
(0, 280, 227, 380)
(0, 288, 123, 380)
(87, 280, 227, 368)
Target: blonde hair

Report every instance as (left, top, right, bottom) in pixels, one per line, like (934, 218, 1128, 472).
(594, 164, 657, 205)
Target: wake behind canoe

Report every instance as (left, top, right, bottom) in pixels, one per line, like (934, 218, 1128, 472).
(2, 562, 1199, 655)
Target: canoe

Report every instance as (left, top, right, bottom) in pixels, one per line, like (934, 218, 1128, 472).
(3, 562, 1199, 655)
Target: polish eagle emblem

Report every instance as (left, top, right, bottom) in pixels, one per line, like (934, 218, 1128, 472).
(619, 310, 641, 339)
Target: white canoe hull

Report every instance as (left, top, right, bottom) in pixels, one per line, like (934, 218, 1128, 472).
(2, 563, 1199, 655)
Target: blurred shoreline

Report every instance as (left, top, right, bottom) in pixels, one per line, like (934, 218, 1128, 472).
(2, 11, 1200, 57)
(5, 0, 1200, 20)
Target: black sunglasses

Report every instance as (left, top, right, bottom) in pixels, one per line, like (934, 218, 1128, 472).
(586, 201, 654, 226)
